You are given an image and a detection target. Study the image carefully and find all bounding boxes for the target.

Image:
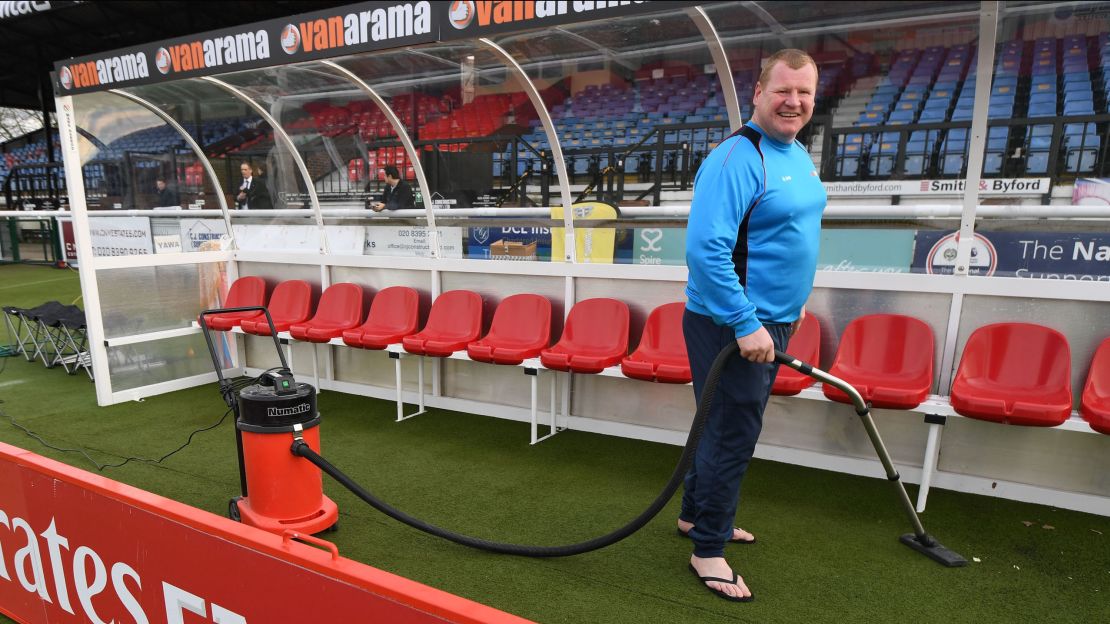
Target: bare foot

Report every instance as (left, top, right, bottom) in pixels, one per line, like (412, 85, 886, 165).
(689, 555, 753, 600)
(677, 519, 756, 543)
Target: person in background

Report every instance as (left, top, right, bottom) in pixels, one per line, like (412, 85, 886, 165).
(367, 164, 414, 212)
(234, 161, 272, 210)
(680, 48, 827, 603)
(155, 176, 179, 207)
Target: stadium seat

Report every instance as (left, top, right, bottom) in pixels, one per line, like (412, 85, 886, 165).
(467, 294, 551, 365)
(341, 286, 419, 349)
(402, 290, 483, 357)
(540, 298, 629, 374)
(240, 280, 312, 335)
(1080, 338, 1110, 435)
(950, 323, 1072, 427)
(289, 283, 364, 343)
(822, 314, 934, 409)
(621, 302, 690, 384)
(771, 313, 821, 396)
(202, 276, 266, 330)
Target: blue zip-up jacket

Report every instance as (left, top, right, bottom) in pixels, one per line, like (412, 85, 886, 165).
(685, 122, 826, 338)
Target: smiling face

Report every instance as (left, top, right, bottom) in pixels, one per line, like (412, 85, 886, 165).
(750, 60, 817, 144)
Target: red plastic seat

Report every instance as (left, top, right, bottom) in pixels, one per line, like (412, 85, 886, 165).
(342, 286, 420, 349)
(950, 323, 1072, 427)
(467, 294, 551, 365)
(1081, 338, 1110, 435)
(289, 283, 364, 343)
(621, 302, 690, 384)
(240, 280, 312, 336)
(540, 298, 629, 374)
(772, 313, 822, 396)
(822, 314, 934, 409)
(202, 276, 266, 330)
(402, 290, 483, 357)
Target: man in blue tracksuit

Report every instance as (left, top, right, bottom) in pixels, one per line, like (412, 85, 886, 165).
(681, 49, 827, 602)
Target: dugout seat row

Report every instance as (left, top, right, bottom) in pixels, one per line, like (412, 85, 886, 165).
(202, 277, 1109, 437)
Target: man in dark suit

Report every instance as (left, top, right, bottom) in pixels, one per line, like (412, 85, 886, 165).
(367, 165, 414, 212)
(155, 177, 179, 207)
(234, 161, 272, 210)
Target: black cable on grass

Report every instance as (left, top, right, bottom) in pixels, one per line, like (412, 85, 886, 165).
(2, 399, 233, 471)
(1, 366, 278, 471)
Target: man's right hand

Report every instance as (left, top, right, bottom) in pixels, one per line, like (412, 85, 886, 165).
(737, 326, 774, 363)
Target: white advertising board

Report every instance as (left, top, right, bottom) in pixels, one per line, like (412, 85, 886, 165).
(365, 226, 463, 258)
(87, 216, 153, 256)
(179, 219, 229, 252)
(824, 178, 1051, 196)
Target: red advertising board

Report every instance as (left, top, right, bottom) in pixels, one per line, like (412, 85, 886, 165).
(60, 219, 78, 264)
(0, 442, 531, 624)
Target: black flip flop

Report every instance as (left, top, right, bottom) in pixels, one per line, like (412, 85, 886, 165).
(676, 526, 757, 545)
(688, 563, 755, 603)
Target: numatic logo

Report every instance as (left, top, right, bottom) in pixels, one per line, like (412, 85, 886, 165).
(159, 29, 269, 74)
(267, 402, 311, 418)
(290, 1, 432, 54)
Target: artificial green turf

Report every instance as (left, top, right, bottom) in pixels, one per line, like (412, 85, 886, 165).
(1, 264, 1108, 623)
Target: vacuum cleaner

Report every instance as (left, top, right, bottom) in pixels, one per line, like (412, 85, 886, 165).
(203, 306, 965, 567)
(200, 306, 338, 535)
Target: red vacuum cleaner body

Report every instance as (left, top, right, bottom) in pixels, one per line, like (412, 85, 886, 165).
(232, 376, 338, 534)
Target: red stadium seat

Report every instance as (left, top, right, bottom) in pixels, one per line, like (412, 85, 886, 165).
(289, 283, 364, 343)
(342, 286, 420, 350)
(1079, 337, 1110, 434)
(402, 290, 483, 357)
(467, 294, 551, 365)
(540, 298, 629, 374)
(240, 280, 313, 336)
(202, 276, 266, 331)
(772, 313, 822, 396)
(620, 302, 690, 384)
(822, 314, 934, 409)
(950, 323, 1072, 427)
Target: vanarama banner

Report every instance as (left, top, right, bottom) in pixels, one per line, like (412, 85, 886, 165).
(440, 1, 704, 40)
(53, 1, 704, 95)
(53, 2, 438, 94)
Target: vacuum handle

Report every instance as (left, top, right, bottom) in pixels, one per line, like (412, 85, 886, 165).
(198, 306, 289, 389)
(774, 349, 869, 413)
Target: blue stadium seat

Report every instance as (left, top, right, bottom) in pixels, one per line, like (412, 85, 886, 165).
(1024, 125, 1053, 174)
(1028, 101, 1057, 117)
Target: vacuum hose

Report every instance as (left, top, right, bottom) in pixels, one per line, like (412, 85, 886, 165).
(292, 340, 742, 557)
(292, 340, 967, 567)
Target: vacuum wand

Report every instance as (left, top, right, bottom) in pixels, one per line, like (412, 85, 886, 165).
(774, 350, 967, 567)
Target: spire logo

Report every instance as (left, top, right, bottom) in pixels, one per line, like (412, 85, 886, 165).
(449, 0, 474, 29)
(280, 23, 301, 54)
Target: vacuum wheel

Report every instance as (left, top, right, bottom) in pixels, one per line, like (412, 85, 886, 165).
(324, 520, 339, 533)
(228, 497, 242, 522)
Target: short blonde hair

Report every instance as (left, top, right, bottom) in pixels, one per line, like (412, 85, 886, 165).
(758, 49, 819, 87)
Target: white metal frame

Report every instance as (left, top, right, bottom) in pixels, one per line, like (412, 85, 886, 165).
(43, 2, 1110, 516)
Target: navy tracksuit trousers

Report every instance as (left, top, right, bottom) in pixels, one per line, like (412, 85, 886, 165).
(680, 308, 790, 559)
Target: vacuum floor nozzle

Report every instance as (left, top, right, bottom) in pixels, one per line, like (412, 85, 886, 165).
(900, 533, 968, 567)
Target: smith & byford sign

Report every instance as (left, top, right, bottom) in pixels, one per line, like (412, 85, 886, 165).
(824, 178, 1051, 196)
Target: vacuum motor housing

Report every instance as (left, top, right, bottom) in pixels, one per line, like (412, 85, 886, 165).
(234, 381, 338, 534)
